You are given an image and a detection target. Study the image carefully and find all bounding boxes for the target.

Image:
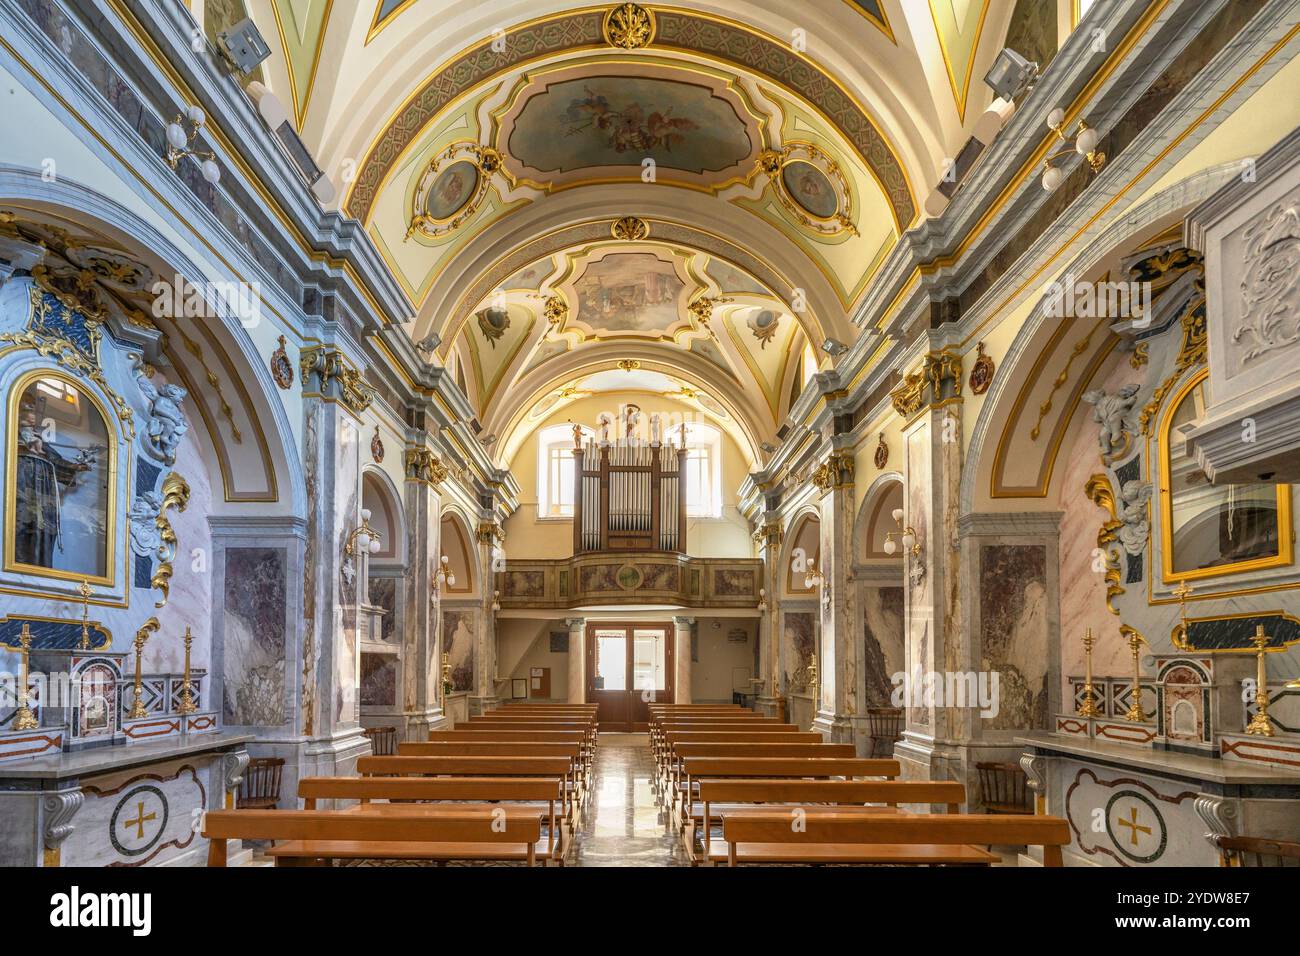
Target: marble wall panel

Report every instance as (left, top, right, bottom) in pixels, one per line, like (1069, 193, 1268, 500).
(221, 547, 287, 726)
(979, 544, 1049, 730)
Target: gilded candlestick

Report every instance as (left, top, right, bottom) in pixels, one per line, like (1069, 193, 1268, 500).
(1078, 628, 1101, 718)
(1245, 625, 1274, 737)
(78, 579, 92, 650)
(441, 651, 452, 698)
(10, 623, 38, 731)
(177, 626, 197, 715)
(128, 618, 160, 720)
(1123, 627, 1147, 722)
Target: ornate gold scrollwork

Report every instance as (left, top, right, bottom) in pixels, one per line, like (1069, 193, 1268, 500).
(1084, 473, 1125, 615)
(812, 451, 855, 491)
(299, 345, 375, 414)
(404, 448, 450, 487)
(151, 472, 191, 609)
(889, 349, 963, 417)
(611, 216, 650, 241)
(754, 143, 857, 236)
(603, 2, 655, 49)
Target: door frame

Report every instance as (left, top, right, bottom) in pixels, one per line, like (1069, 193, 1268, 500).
(584, 621, 674, 731)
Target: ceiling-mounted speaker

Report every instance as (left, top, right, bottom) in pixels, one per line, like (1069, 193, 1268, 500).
(217, 18, 272, 75)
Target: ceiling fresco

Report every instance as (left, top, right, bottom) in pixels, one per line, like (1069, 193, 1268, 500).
(228, 0, 1031, 465)
(502, 71, 758, 186)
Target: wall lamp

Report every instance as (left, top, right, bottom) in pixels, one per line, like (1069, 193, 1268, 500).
(434, 554, 456, 591)
(1041, 108, 1104, 192)
(757, 587, 767, 612)
(344, 509, 382, 557)
(882, 508, 920, 558)
(166, 107, 222, 185)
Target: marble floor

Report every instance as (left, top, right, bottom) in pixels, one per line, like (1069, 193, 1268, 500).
(570, 733, 688, 867)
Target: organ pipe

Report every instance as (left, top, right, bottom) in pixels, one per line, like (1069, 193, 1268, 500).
(572, 432, 687, 554)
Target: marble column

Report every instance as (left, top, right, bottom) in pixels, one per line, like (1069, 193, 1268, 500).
(674, 616, 694, 704)
(471, 522, 502, 714)
(754, 520, 783, 718)
(812, 450, 858, 745)
(566, 617, 586, 704)
(400, 443, 445, 740)
(895, 383, 966, 783)
(297, 345, 373, 780)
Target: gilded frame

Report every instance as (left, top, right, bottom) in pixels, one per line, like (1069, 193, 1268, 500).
(4, 367, 120, 586)
(1157, 368, 1292, 584)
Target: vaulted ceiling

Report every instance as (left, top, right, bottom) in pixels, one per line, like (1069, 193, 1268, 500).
(229, 0, 1055, 463)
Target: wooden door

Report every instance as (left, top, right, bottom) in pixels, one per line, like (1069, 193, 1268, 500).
(586, 622, 673, 732)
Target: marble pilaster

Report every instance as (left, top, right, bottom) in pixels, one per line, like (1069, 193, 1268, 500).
(754, 520, 783, 717)
(812, 452, 858, 745)
(673, 616, 694, 704)
(400, 446, 445, 740)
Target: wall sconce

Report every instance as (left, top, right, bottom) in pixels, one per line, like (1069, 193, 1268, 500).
(1041, 108, 1104, 191)
(883, 507, 925, 587)
(491, 589, 501, 612)
(434, 554, 456, 591)
(803, 560, 831, 609)
(344, 509, 382, 557)
(757, 587, 767, 612)
(882, 508, 919, 557)
(166, 107, 222, 184)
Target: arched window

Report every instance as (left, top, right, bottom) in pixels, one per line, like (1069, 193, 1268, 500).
(1159, 369, 1292, 581)
(681, 421, 722, 518)
(537, 423, 593, 517)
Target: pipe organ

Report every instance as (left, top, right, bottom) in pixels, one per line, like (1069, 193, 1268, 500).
(573, 414, 688, 554)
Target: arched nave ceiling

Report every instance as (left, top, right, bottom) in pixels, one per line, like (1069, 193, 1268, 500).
(238, 0, 1029, 460)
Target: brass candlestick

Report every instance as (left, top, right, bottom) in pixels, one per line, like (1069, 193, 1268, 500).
(1245, 624, 1274, 737)
(441, 651, 452, 698)
(1170, 580, 1194, 651)
(10, 623, 38, 731)
(78, 579, 92, 650)
(806, 655, 818, 695)
(127, 618, 160, 720)
(1123, 627, 1147, 722)
(1078, 628, 1102, 718)
(177, 626, 197, 715)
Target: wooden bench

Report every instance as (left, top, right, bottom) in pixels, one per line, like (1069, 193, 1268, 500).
(654, 731, 824, 791)
(398, 741, 589, 797)
(675, 757, 900, 821)
(202, 808, 545, 866)
(357, 755, 579, 822)
(297, 775, 569, 862)
(717, 811, 1071, 866)
(690, 779, 967, 863)
(662, 742, 855, 804)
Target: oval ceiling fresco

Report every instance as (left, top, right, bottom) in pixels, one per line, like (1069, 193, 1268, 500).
(424, 160, 480, 221)
(781, 161, 839, 220)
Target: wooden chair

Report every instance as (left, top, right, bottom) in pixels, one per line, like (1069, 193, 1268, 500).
(1219, 836, 1300, 867)
(362, 726, 399, 756)
(865, 707, 904, 757)
(237, 757, 285, 810)
(975, 761, 1032, 815)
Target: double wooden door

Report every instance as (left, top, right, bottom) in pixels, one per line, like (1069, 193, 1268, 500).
(585, 622, 673, 731)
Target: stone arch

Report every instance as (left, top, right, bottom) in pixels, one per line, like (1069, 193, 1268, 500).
(854, 471, 905, 564)
(438, 507, 477, 598)
(361, 466, 405, 565)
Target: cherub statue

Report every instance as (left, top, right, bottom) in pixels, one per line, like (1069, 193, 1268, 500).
(1082, 383, 1140, 461)
(1116, 479, 1153, 554)
(134, 357, 189, 464)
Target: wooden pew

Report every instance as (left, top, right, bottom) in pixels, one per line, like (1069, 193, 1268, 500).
(689, 779, 965, 863)
(717, 811, 1071, 867)
(662, 741, 854, 805)
(455, 719, 597, 771)
(297, 775, 569, 863)
(397, 741, 588, 800)
(675, 757, 900, 820)
(202, 808, 545, 866)
(655, 729, 818, 784)
(357, 755, 579, 823)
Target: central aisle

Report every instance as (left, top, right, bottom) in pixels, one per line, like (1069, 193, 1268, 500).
(571, 733, 689, 867)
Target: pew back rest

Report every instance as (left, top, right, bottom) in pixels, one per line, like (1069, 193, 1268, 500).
(697, 779, 965, 807)
(665, 732, 824, 745)
(428, 730, 584, 743)
(357, 755, 572, 776)
(297, 775, 562, 804)
(673, 743, 856, 759)
(398, 742, 581, 759)
(682, 758, 901, 779)
(720, 811, 1069, 851)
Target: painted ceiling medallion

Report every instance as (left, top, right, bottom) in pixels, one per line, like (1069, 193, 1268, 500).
(757, 144, 858, 237)
(611, 216, 650, 241)
(270, 335, 293, 390)
(407, 143, 505, 241)
(969, 341, 995, 395)
(874, 432, 889, 470)
(603, 3, 655, 50)
(371, 426, 385, 463)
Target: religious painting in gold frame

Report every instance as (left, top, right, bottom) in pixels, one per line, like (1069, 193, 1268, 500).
(4, 368, 118, 585)
(1158, 368, 1291, 584)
